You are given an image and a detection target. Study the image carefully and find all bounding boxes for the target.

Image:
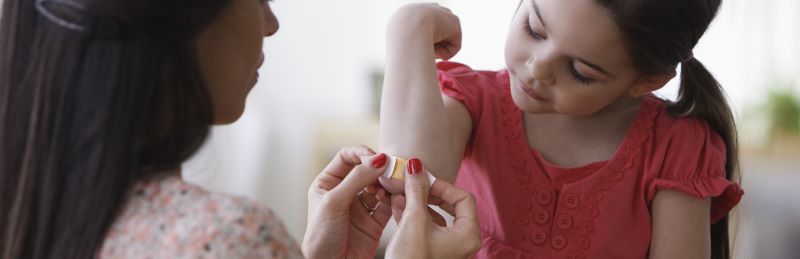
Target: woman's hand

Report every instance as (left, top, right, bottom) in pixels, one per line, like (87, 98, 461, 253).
(386, 159, 481, 259)
(302, 146, 393, 259)
(387, 3, 462, 60)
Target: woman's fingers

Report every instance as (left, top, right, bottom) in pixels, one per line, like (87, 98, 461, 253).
(322, 146, 374, 178)
(427, 193, 456, 217)
(397, 193, 446, 226)
(392, 184, 458, 224)
(428, 206, 447, 227)
(378, 175, 405, 195)
(371, 188, 394, 227)
(402, 159, 431, 218)
(390, 193, 406, 223)
(429, 179, 479, 234)
(322, 153, 388, 211)
(312, 146, 375, 191)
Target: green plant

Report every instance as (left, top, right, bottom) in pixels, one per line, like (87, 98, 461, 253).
(766, 88, 800, 139)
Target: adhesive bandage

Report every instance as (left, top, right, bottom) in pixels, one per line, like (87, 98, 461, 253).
(382, 155, 437, 186)
(360, 154, 438, 187)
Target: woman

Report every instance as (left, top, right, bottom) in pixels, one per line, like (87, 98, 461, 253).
(0, 0, 480, 258)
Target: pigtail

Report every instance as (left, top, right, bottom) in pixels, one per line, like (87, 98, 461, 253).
(667, 56, 739, 259)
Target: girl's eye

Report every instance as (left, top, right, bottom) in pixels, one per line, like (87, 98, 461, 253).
(568, 62, 595, 85)
(523, 18, 546, 40)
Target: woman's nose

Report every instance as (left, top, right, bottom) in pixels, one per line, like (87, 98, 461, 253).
(264, 8, 279, 37)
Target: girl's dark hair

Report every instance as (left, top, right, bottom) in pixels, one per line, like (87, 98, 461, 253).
(0, 0, 230, 257)
(595, 0, 738, 258)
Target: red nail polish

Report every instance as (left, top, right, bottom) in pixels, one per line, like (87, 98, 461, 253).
(408, 158, 422, 175)
(371, 153, 388, 168)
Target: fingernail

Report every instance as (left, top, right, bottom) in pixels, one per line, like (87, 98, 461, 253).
(407, 158, 422, 176)
(371, 153, 388, 168)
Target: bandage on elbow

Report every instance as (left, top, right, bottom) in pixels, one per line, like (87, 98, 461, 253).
(383, 155, 437, 186)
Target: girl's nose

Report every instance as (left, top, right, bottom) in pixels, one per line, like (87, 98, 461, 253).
(527, 55, 556, 86)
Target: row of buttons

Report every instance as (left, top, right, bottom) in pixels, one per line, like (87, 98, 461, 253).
(535, 190, 580, 209)
(533, 209, 573, 229)
(526, 191, 582, 250)
(531, 230, 568, 250)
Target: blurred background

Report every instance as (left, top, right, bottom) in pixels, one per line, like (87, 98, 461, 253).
(182, 0, 800, 258)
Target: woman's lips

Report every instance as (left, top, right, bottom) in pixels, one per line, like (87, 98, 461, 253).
(252, 54, 264, 84)
(517, 79, 547, 101)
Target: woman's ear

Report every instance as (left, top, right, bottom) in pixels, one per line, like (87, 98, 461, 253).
(629, 71, 676, 97)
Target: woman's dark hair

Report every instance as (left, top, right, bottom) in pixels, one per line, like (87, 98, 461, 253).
(595, 0, 739, 258)
(0, 0, 231, 257)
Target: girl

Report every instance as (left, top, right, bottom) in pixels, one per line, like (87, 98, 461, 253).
(379, 0, 744, 258)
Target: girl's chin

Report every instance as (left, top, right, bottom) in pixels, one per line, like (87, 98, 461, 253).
(510, 89, 552, 114)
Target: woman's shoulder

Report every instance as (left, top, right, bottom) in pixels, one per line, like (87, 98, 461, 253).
(99, 175, 302, 258)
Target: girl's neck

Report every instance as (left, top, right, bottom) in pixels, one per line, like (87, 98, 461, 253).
(534, 96, 642, 130)
(523, 96, 643, 167)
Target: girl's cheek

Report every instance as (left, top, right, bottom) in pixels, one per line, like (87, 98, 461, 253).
(509, 40, 534, 67)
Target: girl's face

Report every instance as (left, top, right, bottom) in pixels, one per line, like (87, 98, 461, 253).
(505, 0, 661, 116)
(196, 0, 279, 124)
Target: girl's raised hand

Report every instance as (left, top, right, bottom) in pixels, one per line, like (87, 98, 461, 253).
(387, 3, 462, 60)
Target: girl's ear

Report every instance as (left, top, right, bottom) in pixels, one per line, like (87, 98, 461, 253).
(629, 71, 676, 97)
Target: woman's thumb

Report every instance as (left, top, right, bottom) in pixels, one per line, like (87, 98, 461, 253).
(403, 158, 430, 212)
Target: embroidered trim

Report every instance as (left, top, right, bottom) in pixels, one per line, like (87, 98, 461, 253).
(499, 82, 658, 258)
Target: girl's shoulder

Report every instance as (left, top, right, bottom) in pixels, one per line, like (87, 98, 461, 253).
(647, 96, 725, 148)
(99, 175, 302, 258)
(437, 61, 510, 93)
(436, 61, 510, 114)
(643, 96, 742, 223)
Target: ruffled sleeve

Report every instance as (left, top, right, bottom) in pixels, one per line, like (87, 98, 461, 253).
(645, 118, 743, 223)
(437, 61, 486, 125)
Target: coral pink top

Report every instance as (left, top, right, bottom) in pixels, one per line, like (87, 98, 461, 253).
(437, 62, 743, 259)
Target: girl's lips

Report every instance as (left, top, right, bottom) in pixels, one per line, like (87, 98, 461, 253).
(517, 78, 547, 101)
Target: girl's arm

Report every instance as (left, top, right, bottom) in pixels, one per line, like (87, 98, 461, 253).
(379, 4, 471, 184)
(648, 189, 711, 259)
